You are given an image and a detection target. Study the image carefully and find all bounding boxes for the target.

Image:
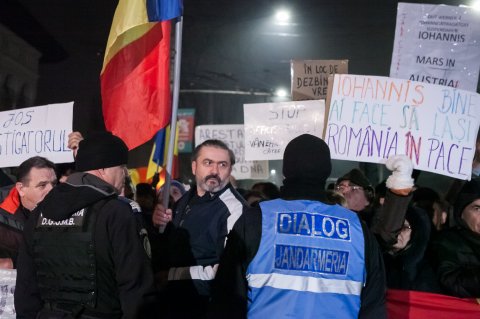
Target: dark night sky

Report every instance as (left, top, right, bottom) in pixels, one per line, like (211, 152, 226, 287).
(2, 0, 473, 133)
(1, 0, 476, 187)
(3, 0, 477, 122)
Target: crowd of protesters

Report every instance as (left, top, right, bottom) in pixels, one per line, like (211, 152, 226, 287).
(0, 130, 479, 318)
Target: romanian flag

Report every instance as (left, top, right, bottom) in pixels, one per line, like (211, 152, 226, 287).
(147, 125, 179, 184)
(101, 0, 183, 150)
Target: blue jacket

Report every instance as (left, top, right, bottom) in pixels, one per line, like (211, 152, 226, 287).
(246, 199, 365, 318)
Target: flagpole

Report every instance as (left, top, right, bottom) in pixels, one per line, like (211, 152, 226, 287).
(160, 16, 183, 233)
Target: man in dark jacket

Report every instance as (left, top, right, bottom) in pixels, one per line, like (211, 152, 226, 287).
(432, 179, 480, 298)
(15, 132, 156, 319)
(152, 139, 249, 318)
(0, 156, 56, 269)
(210, 134, 386, 318)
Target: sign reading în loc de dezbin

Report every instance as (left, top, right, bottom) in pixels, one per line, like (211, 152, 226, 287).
(291, 59, 348, 101)
(0, 102, 74, 168)
(325, 74, 479, 180)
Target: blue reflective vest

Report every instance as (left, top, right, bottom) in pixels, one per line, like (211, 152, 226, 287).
(246, 199, 366, 319)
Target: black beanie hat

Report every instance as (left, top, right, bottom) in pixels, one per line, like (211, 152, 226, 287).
(337, 168, 375, 201)
(75, 132, 128, 171)
(282, 134, 332, 184)
(337, 169, 372, 189)
(454, 179, 480, 225)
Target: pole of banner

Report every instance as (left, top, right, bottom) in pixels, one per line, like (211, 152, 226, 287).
(159, 16, 183, 233)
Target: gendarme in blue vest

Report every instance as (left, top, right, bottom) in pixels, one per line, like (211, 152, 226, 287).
(246, 199, 366, 319)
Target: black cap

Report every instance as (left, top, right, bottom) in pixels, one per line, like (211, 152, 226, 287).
(338, 169, 373, 189)
(454, 179, 480, 225)
(337, 168, 375, 201)
(75, 132, 128, 171)
(283, 134, 332, 184)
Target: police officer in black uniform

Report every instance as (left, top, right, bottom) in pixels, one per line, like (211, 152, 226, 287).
(15, 132, 157, 319)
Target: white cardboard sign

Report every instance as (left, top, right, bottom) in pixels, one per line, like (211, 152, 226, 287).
(195, 124, 269, 180)
(326, 74, 480, 180)
(244, 100, 326, 161)
(390, 2, 480, 92)
(0, 102, 74, 167)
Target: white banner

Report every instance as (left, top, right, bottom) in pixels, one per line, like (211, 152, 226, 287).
(390, 2, 480, 92)
(0, 102, 74, 168)
(326, 74, 480, 180)
(0, 269, 16, 318)
(244, 100, 325, 161)
(195, 125, 269, 180)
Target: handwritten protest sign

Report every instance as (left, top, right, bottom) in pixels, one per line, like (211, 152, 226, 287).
(325, 74, 480, 180)
(0, 102, 73, 168)
(0, 269, 16, 318)
(195, 125, 269, 180)
(244, 100, 325, 161)
(390, 3, 480, 91)
(291, 60, 348, 100)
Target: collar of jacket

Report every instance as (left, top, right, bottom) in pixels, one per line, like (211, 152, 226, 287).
(0, 187, 21, 214)
(188, 183, 233, 203)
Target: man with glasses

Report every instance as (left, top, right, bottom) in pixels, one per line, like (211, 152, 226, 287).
(335, 168, 376, 225)
(15, 132, 157, 319)
(152, 139, 248, 318)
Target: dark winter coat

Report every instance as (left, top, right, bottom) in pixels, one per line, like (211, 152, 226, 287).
(15, 173, 157, 318)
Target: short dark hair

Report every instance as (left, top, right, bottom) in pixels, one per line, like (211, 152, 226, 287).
(191, 139, 235, 166)
(17, 156, 56, 184)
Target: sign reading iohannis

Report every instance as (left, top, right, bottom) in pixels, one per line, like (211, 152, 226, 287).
(390, 2, 480, 92)
(0, 102, 74, 168)
(325, 74, 480, 180)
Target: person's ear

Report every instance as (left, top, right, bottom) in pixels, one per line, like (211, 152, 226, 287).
(192, 161, 197, 175)
(15, 182, 25, 197)
(441, 211, 447, 224)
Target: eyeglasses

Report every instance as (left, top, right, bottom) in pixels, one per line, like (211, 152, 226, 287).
(334, 184, 363, 192)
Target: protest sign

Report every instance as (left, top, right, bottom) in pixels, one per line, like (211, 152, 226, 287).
(390, 2, 480, 91)
(0, 269, 16, 318)
(291, 60, 348, 100)
(244, 100, 326, 161)
(325, 74, 480, 180)
(0, 102, 73, 168)
(195, 125, 269, 180)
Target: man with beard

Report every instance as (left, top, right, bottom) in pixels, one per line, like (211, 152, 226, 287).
(152, 139, 248, 318)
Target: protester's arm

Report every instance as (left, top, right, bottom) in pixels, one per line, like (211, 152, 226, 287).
(151, 203, 172, 228)
(209, 208, 262, 319)
(359, 222, 387, 319)
(67, 131, 84, 157)
(371, 155, 414, 248)
(0, 222, 23, 267)
(14, 212, 43, 318)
